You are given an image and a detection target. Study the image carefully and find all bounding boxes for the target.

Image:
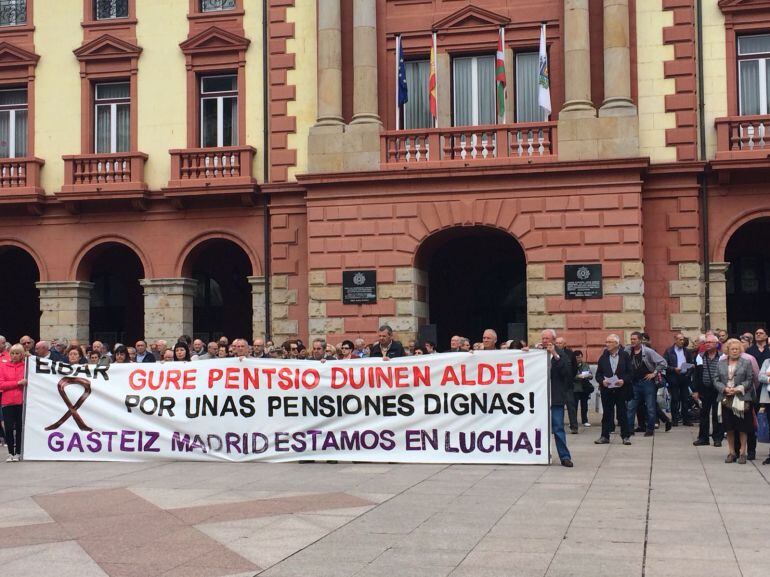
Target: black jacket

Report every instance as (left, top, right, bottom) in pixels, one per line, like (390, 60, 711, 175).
(138, 352, 156, 363)
(663, 345, 694, 381)
(549, 347, 572, 406)
(595, 348, 633, 401)
(370, 340, 405, 359)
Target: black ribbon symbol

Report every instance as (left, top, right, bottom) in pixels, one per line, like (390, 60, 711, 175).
(45, 377, 93, 432)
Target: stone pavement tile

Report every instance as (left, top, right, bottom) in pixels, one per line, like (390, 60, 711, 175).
(356, 564, 454, 577)
(563, 525, 645, 544)
(645, 542, 736, 561)
(0, 498, 53, 529)
(643, 558, 742, 577)
(545, 553, 642, 577)
(474, 536, 562, 555)
(0, 541, 109, 577)
(451, 552, 552, 577)
(258, 560, 366, 577)
(646, 526, 727, 545)
(0, 520, 70, 549)
(375, 546, 469, 567)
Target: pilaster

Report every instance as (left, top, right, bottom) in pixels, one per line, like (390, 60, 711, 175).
(36, 281, 93, 343)
(140, 278, 197, 344)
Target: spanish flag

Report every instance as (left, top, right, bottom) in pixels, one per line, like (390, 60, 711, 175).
(429, 32, 437, 126)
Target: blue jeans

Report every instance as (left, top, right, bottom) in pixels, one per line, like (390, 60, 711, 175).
(551, 405, 571, 461)
(627, 379, 657, 433)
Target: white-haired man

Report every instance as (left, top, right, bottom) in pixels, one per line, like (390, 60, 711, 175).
(540, 329, 573, 467)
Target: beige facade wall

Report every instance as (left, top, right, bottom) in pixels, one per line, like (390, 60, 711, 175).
(244, 0, 267, 183)
(34, 0, 82, 195)
(669, 263, 703, 339)
(636, 0, 677, 163)
(136, 1, 188, 191)
(288, 0, 318, 179)
(700, 1, 727, 160)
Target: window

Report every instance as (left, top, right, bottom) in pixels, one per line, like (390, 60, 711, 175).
(0, 0, 25, 26)
(200, 75, 238, 147)
(404, 60, 431, 129)
(200, 0, 235, 12)
(94, 0, 128, 20)
(738, 34, 770, 115)
(452, 55, 495, 126)
(95, 82, 130, 153)
(515, 52, 548, 123)
(0, 88, 27, 158)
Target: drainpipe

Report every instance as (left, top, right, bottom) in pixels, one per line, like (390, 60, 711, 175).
(262, 0, 272, 339)
(696, 0, 710, 330)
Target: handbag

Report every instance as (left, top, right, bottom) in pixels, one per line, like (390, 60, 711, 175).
(758, 411, 770, 444)
(721, 395, 734, 411)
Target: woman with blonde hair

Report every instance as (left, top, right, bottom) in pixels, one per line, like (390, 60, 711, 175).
(716, 338, 756, 464)
(0, 344, 27, 461)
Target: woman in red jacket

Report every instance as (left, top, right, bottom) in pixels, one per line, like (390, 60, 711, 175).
(0, 344, 26, 461)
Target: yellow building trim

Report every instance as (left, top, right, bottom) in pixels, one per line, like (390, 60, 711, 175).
(287, 0, 317, 180)
(244, 0, 266, 183)
(700, 1, 727, 161)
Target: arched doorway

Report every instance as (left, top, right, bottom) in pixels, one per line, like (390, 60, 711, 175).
(0, 246, 40, 341)
(183, 239, 253, 342)
(725, 217, 770, 334)
(78, 243, 144, 346)
(416, 227, 527, 348)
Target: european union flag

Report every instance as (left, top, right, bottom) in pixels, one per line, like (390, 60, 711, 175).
(397, 35, 408, 107)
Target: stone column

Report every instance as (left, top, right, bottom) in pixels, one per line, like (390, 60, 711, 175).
(248, 276, 267, 340)
(351, 0, 380, 124)
(561, 0, 596, 118)
(36, 281, 93, 343)
(599, 0, 636, 116)
(316, 0, 342, 125)
(708, 262, 730, 332)
(140, 278, 196, 344)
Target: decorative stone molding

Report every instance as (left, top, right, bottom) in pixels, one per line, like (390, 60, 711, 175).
(248, 276, 267, 340)
(36, 281, 94, 343)
(270, 274, 298, 343)
(603, 260, 645, 343)
(667, 262, 703, 338)
(708, 262, 729, 333)
(140, 278, 197, 343)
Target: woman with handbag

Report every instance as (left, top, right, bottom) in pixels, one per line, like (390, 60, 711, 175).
(716, 339, 756, 464)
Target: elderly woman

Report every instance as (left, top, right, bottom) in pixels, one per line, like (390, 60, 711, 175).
(65, 344, 86, 365)
(716, 338, 756, 464)
(0, 344, 27, 461)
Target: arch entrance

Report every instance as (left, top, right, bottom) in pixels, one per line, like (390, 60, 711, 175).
(0, 246, 40, 341)
(725, 217, 770, 334)
(416, 227, 527, 348)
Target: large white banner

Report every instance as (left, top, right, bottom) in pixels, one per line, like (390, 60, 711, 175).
(23, 350, 550, 464)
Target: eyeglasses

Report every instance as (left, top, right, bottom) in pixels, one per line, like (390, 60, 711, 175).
(21, 340, 32, 345)
(341, 346, 351, 350)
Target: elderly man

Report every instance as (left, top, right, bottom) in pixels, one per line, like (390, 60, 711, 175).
(135, 340, 155, 363)
(595, 334, 633, 445)
(194, 341, 219, 360)
(34, 341, 53, 360)
(370, 325, 405, 359)
(540, 329, 573, 467)
(231, 338, 250, 359)
(311, 339, 335, 361)
(19, 336, 34, 355)
(556, 336, 580, 434)
(481, 329, 498, 351)
(664, 333, 695, 426)
(91, 341, 111, 367)
(693, 333, 723, 447)
(253, 338, 270, 359)
(191, 339, 206, 357)
(155, 340, 168, 360)
(0, 335, 8, 362)
(352, 338, 367, 358)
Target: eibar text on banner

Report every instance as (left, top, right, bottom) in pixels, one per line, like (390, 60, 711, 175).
(23, 351, 550, 464)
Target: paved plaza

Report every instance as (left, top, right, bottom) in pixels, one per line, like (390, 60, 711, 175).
(0, 424, 768, 577)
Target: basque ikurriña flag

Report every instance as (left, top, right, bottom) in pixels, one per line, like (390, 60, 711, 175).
(496, 27, 506, 123)
(538, 23, 552, 115)
(429, 32, 437, 124)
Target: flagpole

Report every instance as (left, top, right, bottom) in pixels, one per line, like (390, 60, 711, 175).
(433, 31, 438, 128)
(395, 35, 401, 131)
(501, 26, 506, 124)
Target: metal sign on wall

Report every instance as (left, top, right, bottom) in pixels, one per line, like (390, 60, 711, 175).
(343, 270, 377, 304)
(564, 264, 603, 299)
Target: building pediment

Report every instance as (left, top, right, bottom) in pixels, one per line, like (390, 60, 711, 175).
(0, 42, 40, 68)
(433, 4, 509, 31)
(718, 0, 770, 13)
(74, 34, 142, 62)
(179, 26, 250, 55)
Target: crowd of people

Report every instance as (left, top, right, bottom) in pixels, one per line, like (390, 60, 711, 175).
(0, 324, 768, 468)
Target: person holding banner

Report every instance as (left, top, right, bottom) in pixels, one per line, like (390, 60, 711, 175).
(0, 344, 26, 461)
(540, 329, 574, 467)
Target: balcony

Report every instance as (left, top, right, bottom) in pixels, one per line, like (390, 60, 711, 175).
(713, 115, 770, 182)
(380, 122, 557, 169)
(165, 146, 257, 201)
(0, 157, 45, 206)
(59, 152, 149, 202)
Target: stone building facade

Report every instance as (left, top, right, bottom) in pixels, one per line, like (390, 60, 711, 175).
(0, 0, 769, 360)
